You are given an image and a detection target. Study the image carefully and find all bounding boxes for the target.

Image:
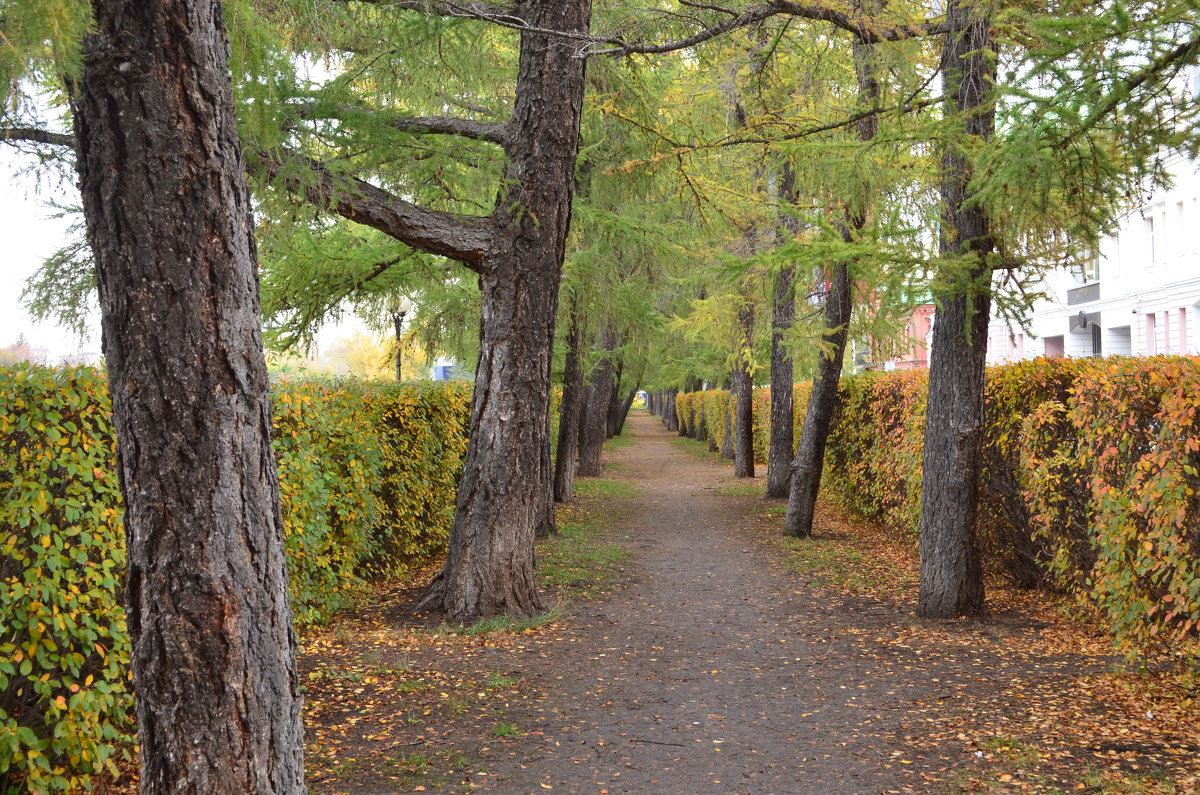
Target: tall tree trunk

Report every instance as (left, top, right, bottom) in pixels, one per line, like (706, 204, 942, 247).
(917, 0, 995, 619)
(766, 263, 796, 497)
(766, 158, 801, 498)
(733, 303, 756, 478)
(613, 388, 637, 436)
(783, 261, 852, 536)
(578, 328, 616, 477)
(721, 380, 735, 459)
(783, 19, 880, 533)
(423, 0, 592, 621)
(73, 0, 304, 789)
(665, 387, 680, 432)
(553, 300, 585, 503)
(605, 358, 625, 437)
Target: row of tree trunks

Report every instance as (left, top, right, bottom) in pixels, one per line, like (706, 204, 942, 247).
(578, 326, 616, 476)
(917, 0, 995, 619)
(605, 358, 624, 437)
(783, 10, 879, 533)
(664, 387, 679, 432)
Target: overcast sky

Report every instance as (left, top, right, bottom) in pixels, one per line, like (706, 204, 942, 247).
(0, 150, 100, 360)
(1, 145, 369, 363)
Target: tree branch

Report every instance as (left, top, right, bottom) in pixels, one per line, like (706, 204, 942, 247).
(590, 0, 948, 56)
(252, 147, 492, 270)
(1070, 32, 1200, 142)
(288, 102, 510, 146)
(0, 127, 75, 148)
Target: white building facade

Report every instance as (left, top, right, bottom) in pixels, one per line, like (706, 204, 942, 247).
(987, 152, 1200, 364)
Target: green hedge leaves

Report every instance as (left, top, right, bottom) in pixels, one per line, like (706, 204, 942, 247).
(1, 365, 471, 792)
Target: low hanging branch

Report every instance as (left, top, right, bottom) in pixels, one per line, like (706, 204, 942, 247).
(250, 147, 493, 270)
(285, 100, 511, 146)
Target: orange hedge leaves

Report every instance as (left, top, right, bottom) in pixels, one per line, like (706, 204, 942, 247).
(668, 357, 1198, 661)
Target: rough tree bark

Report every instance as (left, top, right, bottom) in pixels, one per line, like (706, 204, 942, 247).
(578, 327, 616, 477)
(553, 299, 585, 503)
(665, 387, 680, 432)
(783, 261, 852, 536)
(917, 0, 995, 619)
(418, 0, 592, 620)
(783, 18, 880, 535)
(73, 0, 304, 789)
(611, 388, 637, 436)
(765, 256, 796, 498)
(605, 358, 626, 437)
(733, 303, 757, 478)
(721, 380, 735, 460)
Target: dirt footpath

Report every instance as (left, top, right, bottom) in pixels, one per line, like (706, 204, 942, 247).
(473, 412, 1083, 794)
(303, 409, 1198, 795)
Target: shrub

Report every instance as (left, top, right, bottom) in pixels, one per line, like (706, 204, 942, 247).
(694, 356, 1198, 661)
(1022, 356, 1200, 659)
(0, 365, 132, 793)
(0, 365, 471, 791)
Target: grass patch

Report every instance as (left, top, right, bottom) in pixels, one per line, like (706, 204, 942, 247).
(489, 721, 523, 738)
(774, 535, 902, 595)
(714, 481, 764, 497)
(486, 671, 518, 690)
(761, 505, 787, 516)
(603, 434, 636, 451)
(574, 477, 642, 498)
(463, 609, 562, 635)
(539, 519, 632, 599)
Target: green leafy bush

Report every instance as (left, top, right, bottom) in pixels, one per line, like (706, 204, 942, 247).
(0, 365, 471, 792)
(0, 365, 132, 793)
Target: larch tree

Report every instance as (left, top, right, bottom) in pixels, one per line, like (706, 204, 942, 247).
(244, 0, 595, 620)
(9, 0, 308, 788)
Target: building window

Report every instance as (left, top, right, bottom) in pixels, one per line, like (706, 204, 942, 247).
(1044, 335, 1064, 358)
(1147, 313, 1157, 354)
(1071, 250, 1100, 284)
(1181, 308, 1189, 353)
(1145, 216, 1156, 265)
(1091, 324, 1102, 357)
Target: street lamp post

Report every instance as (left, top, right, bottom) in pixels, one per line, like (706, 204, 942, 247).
(392, 296, 414, 381)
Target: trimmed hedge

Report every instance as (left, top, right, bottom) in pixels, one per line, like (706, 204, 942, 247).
(0, 367, 131, 793)
(666, 356, 1200, 661)
(1021, 357, 1200, 659)
(1, 365, 471, 792)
